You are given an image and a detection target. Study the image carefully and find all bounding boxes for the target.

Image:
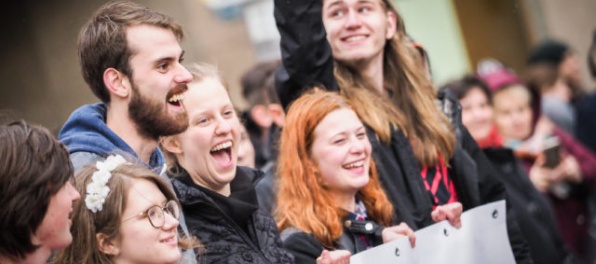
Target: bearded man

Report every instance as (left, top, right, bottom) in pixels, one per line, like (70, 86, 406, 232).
(60, 1, 192, 173)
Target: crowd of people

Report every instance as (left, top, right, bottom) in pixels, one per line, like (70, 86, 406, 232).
(1, 0, 595, 263)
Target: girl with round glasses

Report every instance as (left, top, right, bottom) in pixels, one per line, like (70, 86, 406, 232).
(53, 156, 198, 264)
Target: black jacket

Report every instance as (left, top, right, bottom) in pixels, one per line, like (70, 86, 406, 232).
(483, 147, 580, 264)
(280, 218, 384, 264)
(255, 160, 276, 216)
(170, 166, 294, 264)
(273, 0, 531, 262)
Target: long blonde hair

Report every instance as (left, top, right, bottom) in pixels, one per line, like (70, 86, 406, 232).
(335, 0, 455, 166)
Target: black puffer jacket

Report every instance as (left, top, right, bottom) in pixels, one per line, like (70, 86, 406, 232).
(171, 166, 294, 264)
(273, 0, 531, 262)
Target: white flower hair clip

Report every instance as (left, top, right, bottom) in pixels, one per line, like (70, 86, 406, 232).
(85, 154, 128, 213)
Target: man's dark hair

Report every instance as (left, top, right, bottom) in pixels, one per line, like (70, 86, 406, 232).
(78, 1, 184, 103)
(241, 60, 281, 107)
(0, 120, 73, 259)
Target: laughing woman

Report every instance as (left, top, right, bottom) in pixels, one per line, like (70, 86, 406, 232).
(161, 64, 293, 263)
(276, 90, 436, 263)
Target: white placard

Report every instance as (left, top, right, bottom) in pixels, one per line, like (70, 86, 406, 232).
(350, 200, 515, 264)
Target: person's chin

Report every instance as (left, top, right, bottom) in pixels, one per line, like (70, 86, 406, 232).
(163, 250, 181, 264)
(50, 236, 73, 251)
(337, 53, 372, 66)
(218, 170, 236, 184)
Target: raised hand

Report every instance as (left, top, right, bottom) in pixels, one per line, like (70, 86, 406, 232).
(431, 202, 463, 228)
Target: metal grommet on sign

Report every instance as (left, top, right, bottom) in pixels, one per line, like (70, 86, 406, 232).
(443, 228, 449, 237)
(395, 247, 400, 257)
(492, 209, 498, 219)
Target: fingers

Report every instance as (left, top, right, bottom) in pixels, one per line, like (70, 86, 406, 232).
(431, 203, 463, 228)
(534, 154, 546, 166)
(559, 156, 582, 182)
(431, 206, 446, 222)
(398, 222, 416, 248)
(317, 249, 351, 264)
(444, 203, 463, 229)
(316, 250, 330, 264)
(529, 162, 551, 192)
(383, 223, 416, 247)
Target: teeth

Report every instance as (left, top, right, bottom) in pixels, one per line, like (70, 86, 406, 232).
(210, 141, 232, 152)
(168, 94, 184, 103)
(345, 36, 366, 42)
(343, 160, 364, 169)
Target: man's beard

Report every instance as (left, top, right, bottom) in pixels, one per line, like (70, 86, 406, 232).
(128, 82, 189, 140)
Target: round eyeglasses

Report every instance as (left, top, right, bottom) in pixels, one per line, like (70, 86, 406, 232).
(122, 200, 180, 228)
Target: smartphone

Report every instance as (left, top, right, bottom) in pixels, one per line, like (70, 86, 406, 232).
(542, 136, 561, 169)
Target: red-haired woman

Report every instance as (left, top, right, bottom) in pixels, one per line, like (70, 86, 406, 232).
(276, 90, 462, 263)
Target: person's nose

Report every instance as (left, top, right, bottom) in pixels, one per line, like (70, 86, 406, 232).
(174, 63, 193, 84)
(162, 211, 180, 231)
(68, 182, 81, 201)
(345, 9, 362, 29)
(215, 117, 233, 136)
(349, 137, 366, 154)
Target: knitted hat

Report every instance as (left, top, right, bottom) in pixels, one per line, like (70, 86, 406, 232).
(476, 58, 522, 92)
(527, 40, 569, 66)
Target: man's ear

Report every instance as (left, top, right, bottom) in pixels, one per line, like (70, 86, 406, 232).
(97, 233, 120, 256)
(268, 104, 286, 127)
(250, 105, 273, 128)
(161, 136, 183, 155)
(103, 68, 131, 99)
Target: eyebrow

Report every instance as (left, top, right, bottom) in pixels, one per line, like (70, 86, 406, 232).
(154, 49, 185, 65)
(139, 199, 169, 213)
(328, 125, 365, 138)
(325, 0, 345, 9)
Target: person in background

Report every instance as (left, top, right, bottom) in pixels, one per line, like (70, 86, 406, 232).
(574, 29, 596, 264)
(237, 121, 256, 168)
(477, 61, 596, 262)
(240, 59, 284, 170)
(53, 155, 198, 264)
(440, 75, 581, 264)
(575, 31, 596, 153)
(240, 60, 286, 214)
(0, 120, 80, 264)
(161, 64, 293, 263)
(273, 0, 531, 261)
(526, 39, 584, 136)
